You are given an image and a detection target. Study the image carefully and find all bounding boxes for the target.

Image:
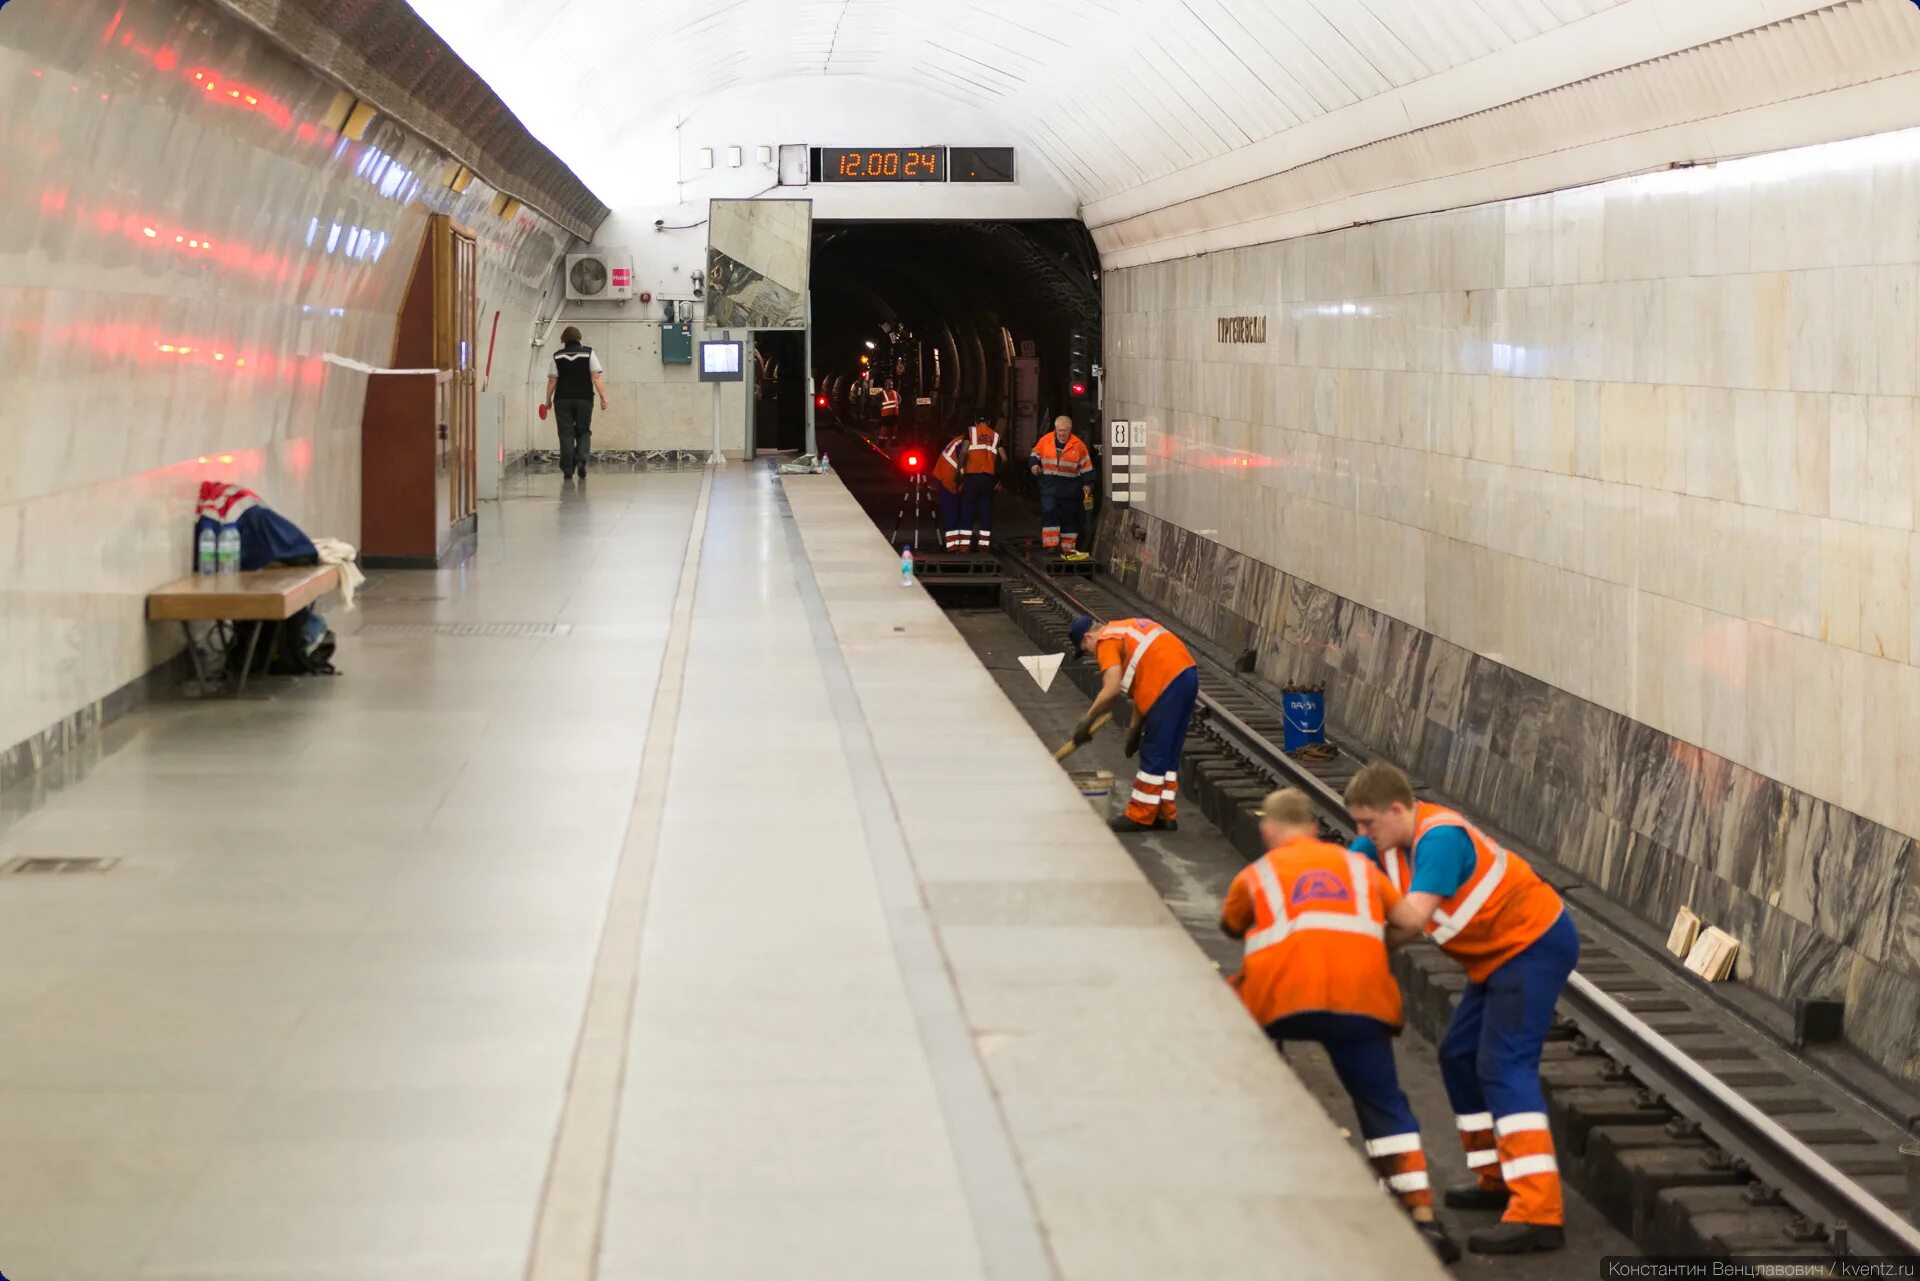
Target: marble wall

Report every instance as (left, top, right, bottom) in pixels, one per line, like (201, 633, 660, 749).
(1102, 128, 1920, 1082)
(0, 0, 575, 760)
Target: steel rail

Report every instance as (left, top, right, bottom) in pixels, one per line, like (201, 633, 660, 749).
(1000, 551, 1920, 1258)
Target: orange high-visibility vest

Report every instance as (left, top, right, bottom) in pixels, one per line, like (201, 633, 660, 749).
(932, 436, 964, 494)
(1031, 431, 1092, 481)
(1408, 803, 1564, 982)
(1093, 618, 1195, 715)
(1231, 833, 1404, 1028)
(880, 390, 900, 416)
(963, 425, 999, 475)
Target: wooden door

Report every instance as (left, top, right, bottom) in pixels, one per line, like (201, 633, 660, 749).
(433, 216, 479, 532)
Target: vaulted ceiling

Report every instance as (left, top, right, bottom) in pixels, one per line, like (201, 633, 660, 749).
(405, 0, 1920, 263)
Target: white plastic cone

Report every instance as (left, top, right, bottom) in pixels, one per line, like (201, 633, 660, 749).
(1019, 653, 1064, 693)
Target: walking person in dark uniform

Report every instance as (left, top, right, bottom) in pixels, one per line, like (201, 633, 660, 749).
(546, 326, 608, 480)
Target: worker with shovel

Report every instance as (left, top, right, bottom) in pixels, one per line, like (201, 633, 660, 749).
(1065, 614, 1198, 833)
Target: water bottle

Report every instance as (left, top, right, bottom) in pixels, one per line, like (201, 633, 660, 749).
(196, 526, 217, 576)
(819, 452, 831, 472)
(899, 547, 914, 587)
(217, 524, 241, 576)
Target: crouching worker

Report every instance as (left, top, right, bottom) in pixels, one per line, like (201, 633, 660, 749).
(1221, 788, 1460, 1264)
(1345, 762, 1578, 1255)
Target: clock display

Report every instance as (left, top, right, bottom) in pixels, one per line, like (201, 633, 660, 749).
(815, 147, 948, 182)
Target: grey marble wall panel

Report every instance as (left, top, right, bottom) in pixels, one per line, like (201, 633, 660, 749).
(1100, 507, 1920, 1084)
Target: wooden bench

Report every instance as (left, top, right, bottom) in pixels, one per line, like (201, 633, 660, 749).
(148, 565, 340, 696)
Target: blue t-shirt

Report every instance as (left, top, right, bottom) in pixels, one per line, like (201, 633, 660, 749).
(1352, 825, 1478, 898)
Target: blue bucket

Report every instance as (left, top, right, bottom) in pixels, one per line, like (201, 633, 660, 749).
(1282, 690, 1326, 753)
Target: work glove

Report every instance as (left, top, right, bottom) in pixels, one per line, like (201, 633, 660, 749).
(1125, 720, 1144, 758)
(1071, 716, 1098, 747)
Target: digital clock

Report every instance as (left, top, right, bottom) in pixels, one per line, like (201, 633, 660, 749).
(814, 147, 947, 182)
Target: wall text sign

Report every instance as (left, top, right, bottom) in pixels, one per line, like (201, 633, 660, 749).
(1216, 315, 1267, 344)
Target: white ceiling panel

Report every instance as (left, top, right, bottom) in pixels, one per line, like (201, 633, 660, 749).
(406, 0, 1895, 251)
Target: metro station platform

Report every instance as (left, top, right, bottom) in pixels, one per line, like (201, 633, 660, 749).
(0, 464, 1440, 1281)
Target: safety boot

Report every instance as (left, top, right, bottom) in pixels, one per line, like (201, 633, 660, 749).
(1107, 815, 1152, 834)
(1466, 1222, 1564, 1254)
(1442, 1184, 1509, 1211)
(1414, 1219, 1461, 1265)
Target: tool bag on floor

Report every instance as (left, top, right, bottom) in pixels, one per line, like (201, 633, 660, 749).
(224, 609, 338, 678)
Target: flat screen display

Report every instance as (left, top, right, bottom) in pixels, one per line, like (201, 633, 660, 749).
(814, 147, 947, 182)
(699, 340, 743, 382)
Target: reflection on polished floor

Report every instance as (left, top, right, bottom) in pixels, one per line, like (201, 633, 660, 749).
(0, 465, 1436, 1281)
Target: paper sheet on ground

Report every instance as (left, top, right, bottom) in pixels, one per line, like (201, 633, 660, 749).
(1019, 653, 1064, 693)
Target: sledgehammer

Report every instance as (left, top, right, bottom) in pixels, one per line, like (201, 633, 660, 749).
(1052, 712, 1113, 762)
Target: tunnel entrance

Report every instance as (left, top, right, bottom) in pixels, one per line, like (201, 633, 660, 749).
(809, 220, 1102, 464)
(752, 330, 807, 454)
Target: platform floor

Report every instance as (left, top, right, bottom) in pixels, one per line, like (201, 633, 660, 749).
(0, 464, 1440, 1281)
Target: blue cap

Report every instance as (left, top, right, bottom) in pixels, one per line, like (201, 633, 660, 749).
(1066, 614, 1095, 654)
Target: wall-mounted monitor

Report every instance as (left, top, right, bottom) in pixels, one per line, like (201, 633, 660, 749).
(699, 340, 743, 382)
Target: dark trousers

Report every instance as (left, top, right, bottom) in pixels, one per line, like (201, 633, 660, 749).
(1266, 1012, 1420, 1144)
(1038, 480, 1084, 551)
(959, 473, 995, 549)
(554, 399, 594, 475)
(1439, 910, 1579, 1224)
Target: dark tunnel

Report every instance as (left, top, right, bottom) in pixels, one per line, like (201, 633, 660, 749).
(805, 219, 1102, 453)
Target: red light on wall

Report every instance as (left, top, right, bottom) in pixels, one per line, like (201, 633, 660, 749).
(1070, 382, 1087, 397)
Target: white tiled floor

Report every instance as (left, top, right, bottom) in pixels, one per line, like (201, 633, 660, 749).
(0, 465, 1440, 1281)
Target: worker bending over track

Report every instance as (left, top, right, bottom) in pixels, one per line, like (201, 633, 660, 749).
(931, 433, 967, 551)
(1220, 788, 1460, 1264)
(1067, 613, 1197, 833)
(1029, 415, 1093, 559)
(1346, 762, 1578, 1256)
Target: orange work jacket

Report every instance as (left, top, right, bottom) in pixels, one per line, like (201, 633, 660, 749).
(963, 424, 1000, 475)
(1225, 833, 1404, 1028)
(1399, 802, 1564, 983)
(1093, 618, 1195, 715)
(932, 436, 964, 494)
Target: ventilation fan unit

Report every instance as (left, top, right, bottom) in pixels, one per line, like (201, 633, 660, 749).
(566, 251, 634, 301)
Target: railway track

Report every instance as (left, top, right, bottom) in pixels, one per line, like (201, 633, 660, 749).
(992, 548, 1920, 1262)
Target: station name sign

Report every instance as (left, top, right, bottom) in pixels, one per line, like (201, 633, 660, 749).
(1217, 315, 1267, 344)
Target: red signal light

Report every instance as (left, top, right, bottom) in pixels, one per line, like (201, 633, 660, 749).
(904, 451, 922, 470)
(1070, 382, 1087, 397)
(815, 394, 829, 408)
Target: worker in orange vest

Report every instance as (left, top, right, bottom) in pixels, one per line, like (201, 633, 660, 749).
(1029, 415, 1094, 559)
(957, 416, 1001, 551)
(1221, 788, 1461, 1264)
(878, 380, 901, 443)
(1345, 762, 1578, 1255)
(931, 433, 967, 551)
(1067, 614, 1197, 832)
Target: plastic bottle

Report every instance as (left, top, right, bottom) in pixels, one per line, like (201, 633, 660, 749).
(899, 547, 914, 587)
(819, 452, 831, 472)
(217, 524, 241, 576)
(196, 525, 218, 576)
